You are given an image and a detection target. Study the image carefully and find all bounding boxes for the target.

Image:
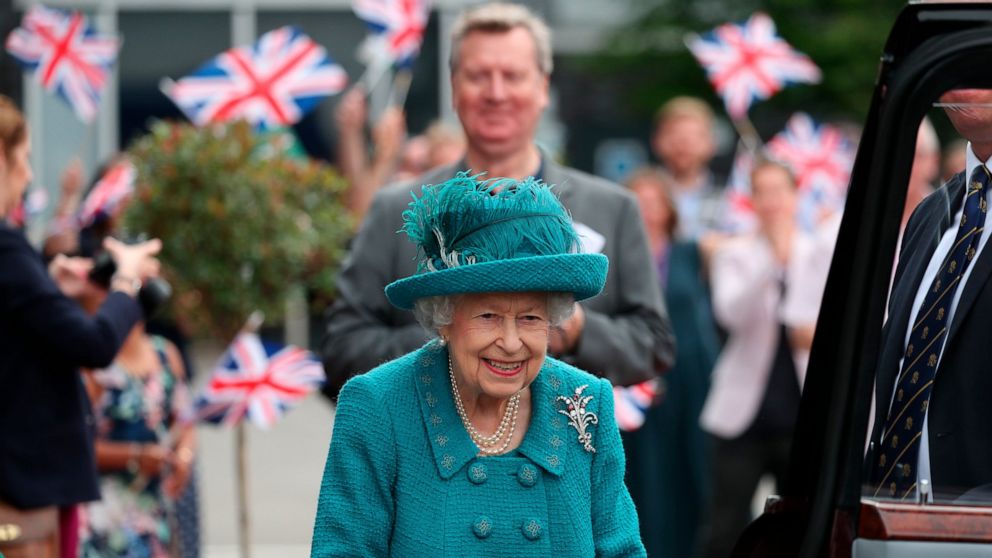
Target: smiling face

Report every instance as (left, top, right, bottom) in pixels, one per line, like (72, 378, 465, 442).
(451, 27, 549, 161)
(440, 291, 550, 402)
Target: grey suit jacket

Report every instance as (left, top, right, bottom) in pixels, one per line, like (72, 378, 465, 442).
(320, 158, 675, 396)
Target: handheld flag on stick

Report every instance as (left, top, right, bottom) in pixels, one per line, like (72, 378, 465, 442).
(4, 5, 120, 123)
(723, 142, 758, 234)
(197, 330, 326, 430)
(352, 0, 431, 107)
(613, 380, 661, 432)
(78, 160, 136, 227)
(686, 12, 821, 151)
(686, 12, 821, 121)
(352, 0, 430, 68)
(767, 112, 855, 230)
(162, 26, 347, 130)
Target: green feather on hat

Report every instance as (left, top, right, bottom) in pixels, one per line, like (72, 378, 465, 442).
(385, 172, 609, 310)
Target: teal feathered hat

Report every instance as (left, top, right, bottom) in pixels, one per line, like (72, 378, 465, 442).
(385, 173, 609, 310)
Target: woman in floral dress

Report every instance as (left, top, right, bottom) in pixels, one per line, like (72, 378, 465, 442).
(79, 309, 196, 557)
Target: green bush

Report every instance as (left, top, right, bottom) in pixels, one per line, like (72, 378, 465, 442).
(124, 120, 352, 339)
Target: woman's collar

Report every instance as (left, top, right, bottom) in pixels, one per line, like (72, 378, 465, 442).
(415, 342, 569, 478)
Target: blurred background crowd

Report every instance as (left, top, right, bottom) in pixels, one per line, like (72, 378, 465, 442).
(0, 0, 969, 557)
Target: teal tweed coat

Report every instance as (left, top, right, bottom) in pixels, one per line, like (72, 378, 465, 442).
(311, 341, 646, 557)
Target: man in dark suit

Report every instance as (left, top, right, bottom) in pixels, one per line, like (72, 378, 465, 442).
(320, 2, 675, 397)
(866, 89, 992, 502)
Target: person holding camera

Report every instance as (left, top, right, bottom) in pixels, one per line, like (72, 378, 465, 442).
(0, 95, 162, 558)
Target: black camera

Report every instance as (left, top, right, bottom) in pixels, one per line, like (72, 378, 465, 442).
(87, 250, 172, 319)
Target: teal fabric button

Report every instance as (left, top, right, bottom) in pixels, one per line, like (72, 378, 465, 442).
(473, 516, 493, 539)
(522, 518, 543, 540)
(517, 463, 538, 487)
(467, 462, 488, 485)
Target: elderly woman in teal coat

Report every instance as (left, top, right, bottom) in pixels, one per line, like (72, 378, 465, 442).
(311, 174, 645, 557)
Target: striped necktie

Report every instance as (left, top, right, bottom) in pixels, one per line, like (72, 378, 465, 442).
(873, 164, 992, 500)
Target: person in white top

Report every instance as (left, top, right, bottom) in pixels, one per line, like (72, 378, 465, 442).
(700, 159, 828, 558)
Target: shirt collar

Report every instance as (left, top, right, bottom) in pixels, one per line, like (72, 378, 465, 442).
(965, 141, 992, 182)
(415, 343, 570, 479)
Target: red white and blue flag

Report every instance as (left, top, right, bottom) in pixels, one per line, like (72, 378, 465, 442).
(162, 26, 347, 130)
(767, 112, 855, 230)
(613, 380, 660, 432)
(352, 0, 430, 67)
(723, 144, 758, 233)
(78, 160, 136, 227)
(686, 12, 821, 119)
(197, 332, 325, 429)
(4, 5, 120, 122)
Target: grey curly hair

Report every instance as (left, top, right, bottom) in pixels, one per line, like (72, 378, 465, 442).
(413, 292, 575, 337)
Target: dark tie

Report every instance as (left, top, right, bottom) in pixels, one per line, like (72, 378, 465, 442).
(873, 164, 992, 499)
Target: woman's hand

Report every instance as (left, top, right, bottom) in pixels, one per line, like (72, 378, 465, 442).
(335, 86, 368, 135)
(162, 446, 194, 500)
(48, 254, 97, 299)
(103, 237, 162, 283)
(135, 443, 170, 477)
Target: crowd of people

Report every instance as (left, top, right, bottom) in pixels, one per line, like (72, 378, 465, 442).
(0, 1, 981, 557)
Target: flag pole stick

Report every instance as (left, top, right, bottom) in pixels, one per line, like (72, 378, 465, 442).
(389, 68, 413, 109)
(731, 115, 763, 153)
(236, 422, 251, 558)
(234, 311, 263, 558)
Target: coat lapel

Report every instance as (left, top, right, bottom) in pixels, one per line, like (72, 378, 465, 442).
(413, 342, 478, 480)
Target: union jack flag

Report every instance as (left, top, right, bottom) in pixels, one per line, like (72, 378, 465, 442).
(352, 0, 430, 66)
(162, 26, 348, 130)
(686, 12, 821, 119)
(78, 160, 136, 227)
(613, 379, 660, 432)
(767, 112, 855, 230)
(4, 5, 120, 122)
(723, 144, 758, 234)
(197, 332, 325, 429)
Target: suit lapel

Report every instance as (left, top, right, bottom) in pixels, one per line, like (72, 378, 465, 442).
(542, 159, 575, 207)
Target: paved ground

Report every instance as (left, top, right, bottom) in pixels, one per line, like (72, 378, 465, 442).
(190, 340, 335, 558)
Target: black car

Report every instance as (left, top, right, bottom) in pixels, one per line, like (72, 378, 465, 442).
(735, 2, 992, 557)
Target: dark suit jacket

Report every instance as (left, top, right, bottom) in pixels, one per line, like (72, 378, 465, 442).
(0, 223, 142, 509)
(320, 158, 675, 397)
(867, 171, 992, 500)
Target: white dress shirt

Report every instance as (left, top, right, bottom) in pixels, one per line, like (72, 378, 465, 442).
(893, 143, 992, 499)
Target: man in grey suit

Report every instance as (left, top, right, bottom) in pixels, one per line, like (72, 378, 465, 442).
(320, 2, 675, 396)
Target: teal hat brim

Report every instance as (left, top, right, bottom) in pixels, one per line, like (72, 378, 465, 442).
(385, 253, 609, 310)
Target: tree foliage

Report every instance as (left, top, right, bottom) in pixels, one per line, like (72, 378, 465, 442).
(123, 120, 352, 339)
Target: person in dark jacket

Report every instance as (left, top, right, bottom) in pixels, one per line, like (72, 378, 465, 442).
(0, 94, 161, 558)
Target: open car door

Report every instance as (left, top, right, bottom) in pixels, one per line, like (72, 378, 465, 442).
(734, 3, 992, 557)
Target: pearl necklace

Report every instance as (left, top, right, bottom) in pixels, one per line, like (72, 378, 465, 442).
(449, 359, 521, 455)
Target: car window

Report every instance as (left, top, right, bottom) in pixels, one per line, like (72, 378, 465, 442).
(861, 92, 992, 505)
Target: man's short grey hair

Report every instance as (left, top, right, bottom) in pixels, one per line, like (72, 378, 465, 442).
(449, 2, 553, 76)
(413, 292, 575, 337)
